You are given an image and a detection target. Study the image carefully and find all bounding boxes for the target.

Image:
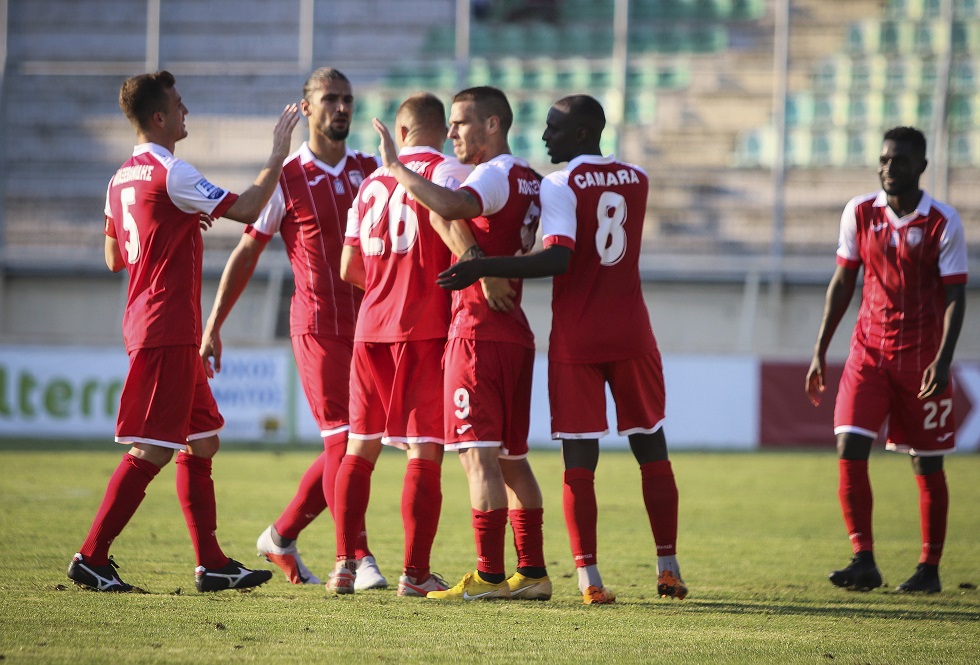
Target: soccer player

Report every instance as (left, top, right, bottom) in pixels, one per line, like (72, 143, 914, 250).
(805, 126, 968, 594)
(328, 93, 477, 597)
(201, 68, 385, 590)
(436, 95, 687, 604)
(371, 86, 551, 601)
(68, 70, 299, 592)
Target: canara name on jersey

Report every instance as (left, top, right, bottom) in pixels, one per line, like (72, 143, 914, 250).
(517, 178, 540, 195)
(113, 164, 155, 186)
(573, 168, 640, 189)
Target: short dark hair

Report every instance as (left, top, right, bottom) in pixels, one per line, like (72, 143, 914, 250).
(119, 70, 175, 130)
(556, 94, 606, 133)
(397, 92, 447, 131)
(883, 126, 927, 158)
(453, 86, 513, 133)
(303, 67, 350, 101)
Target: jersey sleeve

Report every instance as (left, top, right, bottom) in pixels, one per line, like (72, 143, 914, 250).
(344, 198, 361, 247)
(938, 207, 969, 283)
(103, 181, 116, 238)
(461, 161, 508, 216)
(540, 171, 576, 250)
(166, 159, 238, 217)
(835, 197, 862, 268)
(433, 159, 472, 191)
(246, 183, 286, 241)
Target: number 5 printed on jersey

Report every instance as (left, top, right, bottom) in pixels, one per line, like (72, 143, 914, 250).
(120, 186, 141, 264)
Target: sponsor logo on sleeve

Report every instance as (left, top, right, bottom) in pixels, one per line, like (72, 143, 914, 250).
(195, 178, 226, 200)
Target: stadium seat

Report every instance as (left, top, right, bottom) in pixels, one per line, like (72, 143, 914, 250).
(955, 0, 979, 18)
(525, 22, 561, 56)
(490, 57, 524, 89)
(846, 129, 884, 166)
(883, 91, 921, 126)
(689, 24, 729, 53)
(525, 57, 561, 90)
(811, 55, 852, 92)
(784, 129, 813, 166)
(468, 57, 493, 87)
(730, 0, 766, 20)
(809, 129, 848, 166)
(949, 92, 980, 130)
(785, 92, 816, 127)
(427, 25, 456, 56)
(848, 92, 886, 129)
(885, 0, 929, 20)
(625, 89, 657, 124)
(733, 127, 775, 167)
(949, 130, 980, 165)
(561, 0, 615, 20)
(846, 20, 881, 54)
(811, 91, 849, 128)
(951, 56, 979, 91)
(849, 55, 888, 91)
(952, 20, 980, 54)
(879, 21, 917, 53)
(914, 20, 952, 55)
(693, 0, 734, 20)
(556, 57, 594, 91)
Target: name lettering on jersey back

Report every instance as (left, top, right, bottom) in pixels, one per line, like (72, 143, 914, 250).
(517, 178, 540, 196)
(112, 165, 155, 186)
(573, 168, 640, 189)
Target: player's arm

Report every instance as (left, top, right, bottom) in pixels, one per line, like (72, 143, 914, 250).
(919, 282, 966, 399)
(104, 236, 124, 272)
(373, 119, 482, 220)
(436, 245, 571, 290)
(429, 212, 515, 312)
(340, 245, 366, 291)
(805, 264, 858, 406)
(223, 104, 300, 223)
(201, 233, 267, 376)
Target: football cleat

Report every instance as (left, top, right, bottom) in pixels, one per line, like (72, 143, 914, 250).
(397, 572, 450, 597)
(583, 585, 616, 605)
(67, 553, 132, 592)
(506, 571, 553, 600)
(829, 554, 883, 591)
(657, 570, 688, 600)
(354, 555, 388, 591)
(256, 525, 322, 585)
(195, 559, 272, 592)
(896, 563, 941, 594)
(327, 560, 356, 595)
(426, 571, 510, 600)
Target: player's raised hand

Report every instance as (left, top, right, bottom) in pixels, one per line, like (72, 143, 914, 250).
(805, 355, 825, 406)
(271, 104, 300, 161)
(437, 260, 483, 290)
(372, 118, 399, 168)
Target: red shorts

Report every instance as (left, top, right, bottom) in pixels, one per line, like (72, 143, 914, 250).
(116, 345, 224, 449)
(349, 339, 446, 448)
(291, 334, 352, 438)
(443, 337, 533, 459)
(835, 357, 956, 456)
(548, 351, 666, 439)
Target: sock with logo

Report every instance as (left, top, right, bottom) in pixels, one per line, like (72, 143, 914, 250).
(473, 507, 507, 578)
(640, 460, 678, 556)
(916, 470, 948, 565)
(838, 458, 874, 554)
(563, 467, 598, 569)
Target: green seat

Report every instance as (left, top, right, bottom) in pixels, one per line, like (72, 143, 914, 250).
(625, 89, 657, 124)
(879, 20, 917, 53)
(847, 92, 886, 129)
(951, 56, 979, 91)
(733, 127, 775, 167)
(731, 0, 766, 20)
(556, 57, 594, 91)
(561, 0, 614, 20)
(952, 20, 980, 54)
(845, 130, 883, 166)
(784, 129, 813, 167)
(525, 57, 561, 90)
(693, 0, 733, 20)
(785, 92, 816, 127)
(948, 92, 980, 130)
(426, 25, 455, 56)
(490, 57, 524, 89)
(525, 22, 561, 56)
(468, 57, 493, 87)
(809, 129, 848, 166)
(846, 20, 881, 54)
(689, 25, 728, 53)
(949, 130, 980, 165)
(955, 0, 980, 18)
(883, 91, 920, 125)
(914, 20, 951, 55)
(849, 55, 888, 91)
(811, 92, 849, 128)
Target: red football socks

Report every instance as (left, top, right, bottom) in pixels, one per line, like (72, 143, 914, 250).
(402, 458, 442, 581)
(175, 452, 227, 569)
(80, 453, 160, 565)
(916, 470, 948, 566)
(509, 507, 545, 569)
(333, 454, 374, 561)
(472, 507, 508, 576)
(640, 460, 679, 556)
(273, 451, 328, 540)
(838, 458, 874, 554)
(562, 468, 598, 567)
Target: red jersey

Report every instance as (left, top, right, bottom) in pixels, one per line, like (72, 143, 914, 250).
(450, 154, 540, 349)
(837, 190, 968, 372)
(541, 154, 657, 364)
(345, 146, 471, 342)
(104, 143, 239, 353)
(248, 143, 380, 338)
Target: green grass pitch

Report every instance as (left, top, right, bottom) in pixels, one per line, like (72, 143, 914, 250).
(1, 443, 978, 663)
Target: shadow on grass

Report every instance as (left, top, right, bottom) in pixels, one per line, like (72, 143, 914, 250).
(626, 597, 980, 622)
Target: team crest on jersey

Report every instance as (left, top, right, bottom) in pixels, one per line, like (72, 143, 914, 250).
(906, 227, 923, 247)
(348, 170, 364, 188)
(334, 179, 346, 195)
(195, 178, 225, 200)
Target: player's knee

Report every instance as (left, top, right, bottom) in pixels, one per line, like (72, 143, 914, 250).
(836, 433, 872, 460)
